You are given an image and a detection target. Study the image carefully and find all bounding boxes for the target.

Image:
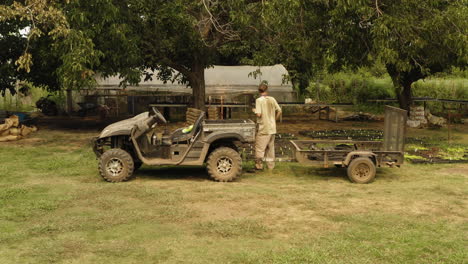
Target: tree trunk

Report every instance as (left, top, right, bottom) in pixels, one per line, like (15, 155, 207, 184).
(396, 82, 413, 112)
(386, 64, 422, 112)
(188, 65, 206, 111)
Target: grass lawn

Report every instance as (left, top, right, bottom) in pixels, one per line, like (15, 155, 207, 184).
(0, 121, 467, 263)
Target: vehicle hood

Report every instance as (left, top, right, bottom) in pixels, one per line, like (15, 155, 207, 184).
(98, 112, 149, 138)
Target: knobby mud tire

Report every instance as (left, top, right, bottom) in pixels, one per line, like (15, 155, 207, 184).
(206, 147, 242, 182)
(99, 148, 135, 182)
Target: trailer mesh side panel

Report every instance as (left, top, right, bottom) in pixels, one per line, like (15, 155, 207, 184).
(383, 106, 407, 152)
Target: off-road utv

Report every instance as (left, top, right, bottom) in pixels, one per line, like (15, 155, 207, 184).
(93, 107, 256, 182)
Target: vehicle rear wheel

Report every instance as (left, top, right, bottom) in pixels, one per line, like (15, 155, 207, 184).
(99, 148, 135, 182)
(347, 157, 376, 184)
(206, 147, 242, 182)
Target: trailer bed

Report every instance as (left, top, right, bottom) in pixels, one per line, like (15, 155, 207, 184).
(289, 106, 407, 183)
(290, 139, 404, 167)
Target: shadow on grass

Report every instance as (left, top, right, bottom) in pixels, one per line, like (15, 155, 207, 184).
(135, 165, 209, 181)
(286, 163, 348, 182)
(314, 167, 401, 182)
(133, 162, 401, 183)
(278, 163, 402, 183)
(136, 162, 269, 183)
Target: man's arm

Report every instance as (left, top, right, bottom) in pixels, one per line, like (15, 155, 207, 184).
(251, 108, 262, 117)
(275, 110, 282, 120)
(254, 98, 262, 117)
(274, 99, 282, 120)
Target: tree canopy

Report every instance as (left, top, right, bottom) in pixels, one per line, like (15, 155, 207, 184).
(1, 0, 466, 111)
(2, 0, 270, 109)
(0, 15, 26, 95)
(0, 0, 67, 95)
(325, 0, 468, 110)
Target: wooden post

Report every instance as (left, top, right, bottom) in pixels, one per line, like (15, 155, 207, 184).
(244, 95, 247, 113)
(335, 107, 339, 123)
(448, 111, 451, 144)
(324, 152, 329, 168)
(15, 86, 18, 111)
(220, 96, 224, 120)
(163, 107, 170, 121)
(316, 79, 320, 102)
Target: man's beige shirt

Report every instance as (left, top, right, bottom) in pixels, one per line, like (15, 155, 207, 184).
(255, 96, 282, 135)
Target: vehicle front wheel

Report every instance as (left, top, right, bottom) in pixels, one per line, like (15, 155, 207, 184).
(99, 148, 135, 182)
(206, 147, 242, 182)
(347, 157, 376, 184)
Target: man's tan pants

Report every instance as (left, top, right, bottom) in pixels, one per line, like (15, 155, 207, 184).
(255, 134, 275, 169)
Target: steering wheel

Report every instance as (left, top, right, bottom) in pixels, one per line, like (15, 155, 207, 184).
(150, 106, 167, 124)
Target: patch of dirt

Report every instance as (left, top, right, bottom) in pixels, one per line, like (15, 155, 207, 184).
(189, 200, 261, 221)
(188, 197, 341, 238)
(0, 137, 45, 146)
(437, 165, 468, 176)
(0, 129, 98, 152)
(264, 205, 340, 238)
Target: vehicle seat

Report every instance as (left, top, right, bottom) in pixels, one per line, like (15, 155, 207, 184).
(171, 111, 205, 143)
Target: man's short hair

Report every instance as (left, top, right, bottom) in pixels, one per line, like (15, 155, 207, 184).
(258, 83, 268, 93)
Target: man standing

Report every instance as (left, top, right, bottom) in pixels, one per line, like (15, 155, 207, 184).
(254, 83, 282, 170)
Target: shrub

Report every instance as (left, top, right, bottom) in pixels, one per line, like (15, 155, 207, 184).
(303, 70, 466, 114)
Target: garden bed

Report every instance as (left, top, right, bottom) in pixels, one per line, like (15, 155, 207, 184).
(299, 129, 468, 164)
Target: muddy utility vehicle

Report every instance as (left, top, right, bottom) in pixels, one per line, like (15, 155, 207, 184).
(290, 106, 407, 184)
(93, 107, 256, 182)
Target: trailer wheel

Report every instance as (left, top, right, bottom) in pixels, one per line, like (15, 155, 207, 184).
(206, 147, 242, 182)
(99, 148, 135, 182)
(347, 157, 376, 184)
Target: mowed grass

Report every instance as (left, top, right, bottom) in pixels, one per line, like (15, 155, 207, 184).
(0, 125, 467, 264)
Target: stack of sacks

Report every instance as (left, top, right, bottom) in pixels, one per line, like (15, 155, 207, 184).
(207, 107, 219, 120)
(0, 115, 38, 142)
(407, 106, 427, 128)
